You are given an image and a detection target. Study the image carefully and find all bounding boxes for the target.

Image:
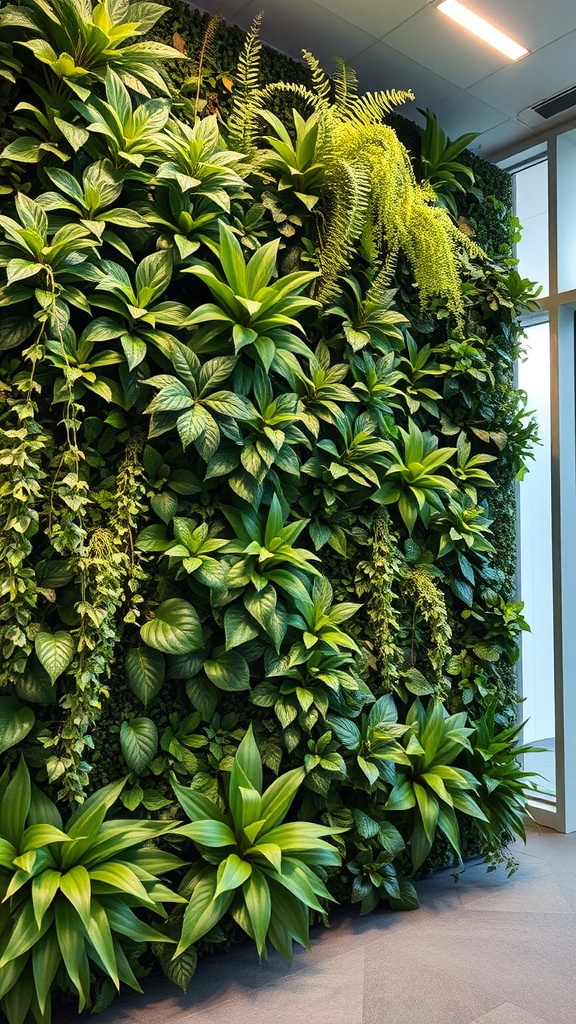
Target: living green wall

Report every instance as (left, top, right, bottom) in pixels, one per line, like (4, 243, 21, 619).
(0, 1, 541, 1019)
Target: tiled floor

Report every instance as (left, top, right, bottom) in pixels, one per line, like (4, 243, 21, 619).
(76, 825, 576, 1023)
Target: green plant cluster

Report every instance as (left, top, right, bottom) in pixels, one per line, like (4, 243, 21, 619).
(0, 1, 543, 1020)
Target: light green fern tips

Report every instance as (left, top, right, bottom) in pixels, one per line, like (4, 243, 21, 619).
(228, 19, 482, 319)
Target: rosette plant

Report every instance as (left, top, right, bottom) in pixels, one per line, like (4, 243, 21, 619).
(183, 221, 319, 370)
(0, 760, 184, 1024)
(173, 725, 344, 960)
(383, 698, 488, 870)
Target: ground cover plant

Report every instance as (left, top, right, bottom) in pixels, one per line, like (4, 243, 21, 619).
(0, 1, 542, 1018)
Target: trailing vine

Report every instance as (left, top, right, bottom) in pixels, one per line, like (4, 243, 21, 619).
(401, 566, 452, 690)
(356, 511, 404, 694)
(40, 433, 148, 802)
(0, 338, 52, 686)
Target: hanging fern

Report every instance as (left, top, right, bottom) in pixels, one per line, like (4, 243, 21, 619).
(356, 511, 405, 695)
(250, 40, 481, 312)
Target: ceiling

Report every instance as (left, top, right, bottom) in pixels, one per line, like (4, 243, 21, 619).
(188, 0, 576, 161)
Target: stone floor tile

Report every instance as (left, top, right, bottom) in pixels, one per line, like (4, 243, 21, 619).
(471, 1002, 552, 1024)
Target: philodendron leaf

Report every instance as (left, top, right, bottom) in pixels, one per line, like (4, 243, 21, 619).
(125, 647, 165, 707)
(0, 697, 35, 755)
(141, 599, 203, 655)
(204, 648, 250, 691)
(120, 718, 159, 774)
(34, 631, 76, 683)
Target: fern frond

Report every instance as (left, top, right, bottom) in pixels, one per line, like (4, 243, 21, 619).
(347, 89, 415, 128)
(316, 158, 371, 301)
(227, 13, 263, 153)
(365, 265, 399, 307)
(258, 80, 322, 111)
(302, 50, 331, 109)
(332, 57, 359, 114)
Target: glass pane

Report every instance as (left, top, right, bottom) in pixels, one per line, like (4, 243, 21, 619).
(514, 161, 549, 298)
(517, 321, 555, 796)
(557, 130, 576, 293)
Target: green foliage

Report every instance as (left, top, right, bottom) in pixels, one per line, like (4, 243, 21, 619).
(465, 702, 543, 872)
(0, 0, 183, 100)
(384, 698, 487, 871)
(0, 0, 542, 1015)
(373, 419, 457, 534)
(416, 109, 480, 218)
(0, 759, 183, 1023)
(173, 725, 343, 960)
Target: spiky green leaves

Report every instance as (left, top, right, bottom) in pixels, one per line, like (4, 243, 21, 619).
(384, 699, 488, 870)
(0, 760, 183, 1024)
(373, 419, 457, 534)
(0, 0, 185, 99)
(182, 222, 319, 372)
(173, 725, 343, 960)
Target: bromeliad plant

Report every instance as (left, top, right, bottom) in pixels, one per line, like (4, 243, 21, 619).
(383, 698, 488, 871)
(172, 725, 343, 960)
(0, 760, 184, 1024)
(183, 221, 319, 370)
(373, 420, 457, 533)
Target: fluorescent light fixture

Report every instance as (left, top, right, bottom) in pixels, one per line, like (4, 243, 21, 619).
(437, 0, 529, 61)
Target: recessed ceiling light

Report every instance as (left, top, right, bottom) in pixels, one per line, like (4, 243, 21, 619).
(436, 0, 529, 61)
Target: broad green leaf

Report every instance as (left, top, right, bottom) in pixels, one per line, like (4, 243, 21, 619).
(388, 876, 420, 911)
(89, 898, 120, 987)
(224, 604, 260, 648)
(105, 903, 174, 944)
(233, 724, 262, 794)
(59, 865, 92, 931)
(328, 715, 361, 751)
(177, 820, 236, 847)
(34, 631, 76, 684)
(1, 964, 33, 1024)
(413, 782, 439, 844)
(65, 777, 127, 840)
(260, 767, 305, 829)
(0, 901, 52, 968)
(172, 778, 230, 825)
(125, 647, 165, 707)
(1, 136, 42, 162)
(384, 779, 416, 812)
(21, 824, 69, 851)
(403, 668, 435, 696)
(176, 871, 234, 955)
(243, 867, 271, 957)
(141, 598, 203, 654)
(0, 697, 34, 754)
(215, 853, 252, 896)
(89, 862, 150, 904)
(135, 249, 173, 305)
(32, 870, 61, 928)
(159, 946, 197, 994)
(204, 648, 250, 691)
(32, 931, 61, 1013)
(120, 718, 158, 774)
(1, 757, 31, 847)
(267, 877, 311, 954)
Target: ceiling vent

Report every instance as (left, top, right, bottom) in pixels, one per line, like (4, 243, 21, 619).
(532, 85, 576, 120)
